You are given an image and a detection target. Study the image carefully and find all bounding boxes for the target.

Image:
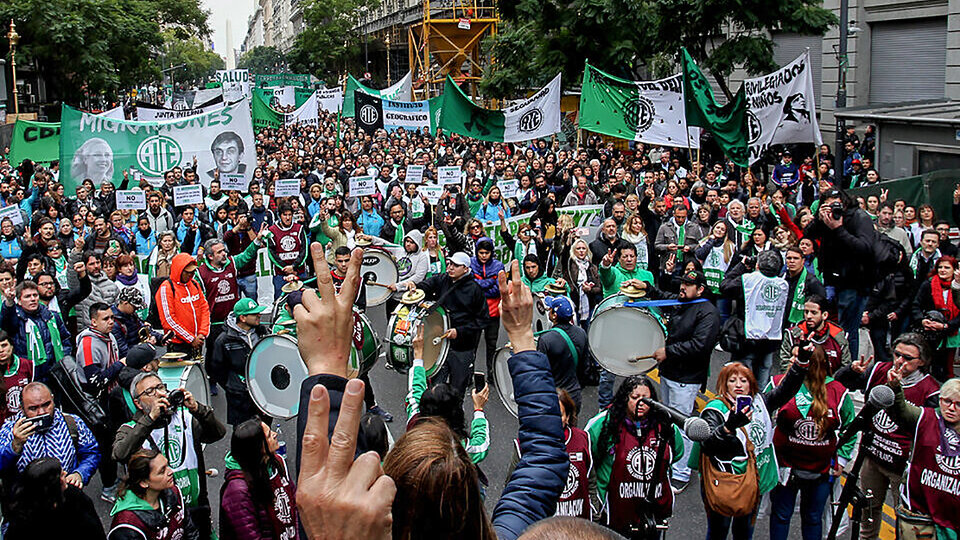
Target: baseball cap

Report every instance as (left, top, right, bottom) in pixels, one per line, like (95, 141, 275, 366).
(126, 344, 158, 370)
(234, 298, 268, 316)
(449, 252, 471, 267)
(680, 270, 706, 287)
(851, 158, 862, 164)
(117, 287, 147, 312)
(543, 295, 574, 319)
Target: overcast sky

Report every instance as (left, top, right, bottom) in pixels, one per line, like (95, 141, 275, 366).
(203, 0, 256, 58)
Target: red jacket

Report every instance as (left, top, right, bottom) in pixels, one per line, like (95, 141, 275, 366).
(156, 253, 210, 345)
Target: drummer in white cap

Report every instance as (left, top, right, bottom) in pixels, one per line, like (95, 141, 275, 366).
(210, 298, 270, 426)
(539, 296, 588, 413)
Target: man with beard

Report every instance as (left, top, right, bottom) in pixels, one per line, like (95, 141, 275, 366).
(876, 202, 912, 255)
(637, 269, 720, 491)
(0, 281, 73, 383)
(779, 294, 851, 375)
(141, 191, 174, 234)
(589, 218, 628, 267)
(35, 269, 90, 334)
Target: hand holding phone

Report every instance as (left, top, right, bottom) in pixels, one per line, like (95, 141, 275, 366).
(735, 395, 753, 413)
(473, 372, 486, 391)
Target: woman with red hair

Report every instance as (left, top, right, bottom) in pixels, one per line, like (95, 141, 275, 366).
(911, 255, 960, 380)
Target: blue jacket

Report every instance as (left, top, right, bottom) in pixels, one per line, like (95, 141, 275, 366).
(492, 349, 568, 539)
(470, 256, 504, 300)
(0, 410, 100, 484)
(0, 302, 73, 381)
(133, 230, 157, 258)
(357, 209, 385, 237)
(0, 237, 22, 260)
(176, 220, 200, 256)
(475, 201, 510, 223)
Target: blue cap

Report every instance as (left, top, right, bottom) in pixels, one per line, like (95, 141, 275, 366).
(543, 295, 574, 319)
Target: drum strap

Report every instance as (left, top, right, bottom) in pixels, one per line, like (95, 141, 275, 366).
(624, 298, 708, 308)
(535, 328, 579, 367)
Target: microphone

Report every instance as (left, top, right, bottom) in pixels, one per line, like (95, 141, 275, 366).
(640, 397, 712, 442)
(837, 385, 896, 446)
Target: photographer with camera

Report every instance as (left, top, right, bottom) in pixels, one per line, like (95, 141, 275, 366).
(804, 188, 879, 357)
(112, 371, 226, 539)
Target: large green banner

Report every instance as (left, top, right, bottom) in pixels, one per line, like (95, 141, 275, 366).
(9, 120, 61, 167)
(59, 98, 257, 191)
(254, 73, 312, 89)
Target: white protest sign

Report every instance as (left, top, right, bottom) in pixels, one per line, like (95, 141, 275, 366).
(438, 166, 461, 185)
(216, 69, 251, 102)
(417, 185, 443, 205)
(133, 170, 143, 183)
(220, 173, 249, 192)
(498, 179, 519, 199)
(116, 190, 146, 210)
(274, 179, 301, 198)
(173, 185, 203, 206)
(350, 176, 377, 197)
(405, 165, 425, 183)
(0, 205, 23, 227)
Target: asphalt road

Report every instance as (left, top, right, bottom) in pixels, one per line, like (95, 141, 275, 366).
(86, 300, 897, 539)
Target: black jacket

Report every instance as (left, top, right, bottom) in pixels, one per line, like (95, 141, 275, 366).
(379, 206, 432, 243)
(536, 321, 587, 408)
(416, 272, 488, 351)
(645, 286, 720, 384)
(210, 316, 269, 395)
(803, 207, 878, 291)
(5, 485, 106, 540)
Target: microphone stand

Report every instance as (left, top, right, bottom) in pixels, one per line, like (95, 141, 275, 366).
(826, 428, 876, 540)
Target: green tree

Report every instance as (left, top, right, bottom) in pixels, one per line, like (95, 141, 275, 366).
(162, 30, 225, 85)
(482, 0, 836, 100)
(0, 0, 209, 103)
(236, 46, 287, 75)
(286, 0, 379, 82)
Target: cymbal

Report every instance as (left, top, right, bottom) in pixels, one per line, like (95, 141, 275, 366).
(355, 237, 373, 247)
(619, 283, 646, 299)
(400, 288, 426, 304)
(543, 282, 567, 295)
(161, 352, 187, 361)
(281, 280, 303, 294)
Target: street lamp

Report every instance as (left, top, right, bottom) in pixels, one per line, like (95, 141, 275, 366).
(7, 19, 19, 115)
(385, 33, 391, 85)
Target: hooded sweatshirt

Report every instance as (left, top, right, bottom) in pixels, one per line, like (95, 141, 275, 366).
(156, 253, 210, 345)
(375, 230, 430, 300)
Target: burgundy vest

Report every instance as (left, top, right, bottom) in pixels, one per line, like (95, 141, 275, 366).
(865, 362, 940, 473)
(111, 486, 186, 540)
(557, 427, 593, 519)
(268, 458, 299, 539)
(1, 357, 32, 423)
(198, 260, 240, 322)
(270, 224, 303, 263)
(772, 375, 846, 474)
(904, 408, 960, 531)
(606, 422, 674, 532)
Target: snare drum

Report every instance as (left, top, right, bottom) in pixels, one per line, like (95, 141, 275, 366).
(386, 301, 450, 378)
(246, 334, 308, 420)
(346, 310, 381, 379)
(361, 248, 399, 306)
(588, 294, 667, 376)
(157, 362, 211, 407)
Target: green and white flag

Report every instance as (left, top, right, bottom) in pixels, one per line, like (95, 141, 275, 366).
(59, 98, 256, 191)
(438, 73, 561, 143)
(681, 48, 750, 166)
(9, 120, 61, 166)
(252, 92, 283, 131)
(743, 51, 822, 164)
(580, 63, 698, 147)
(343, 72, 413, 117)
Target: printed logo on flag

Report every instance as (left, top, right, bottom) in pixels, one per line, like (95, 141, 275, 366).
(137, 135, 182, 176)
(359, 104, 379, 125)
(518, 108, 544, 132)
(746, 111, 762, 145)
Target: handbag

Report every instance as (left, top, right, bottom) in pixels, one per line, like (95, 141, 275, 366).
(699, 431, 760, 517)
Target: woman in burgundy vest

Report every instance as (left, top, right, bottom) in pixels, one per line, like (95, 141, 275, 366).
(886, 373, 960, 538)
(220, 418, 299, 540)
(108, 449, 198, 540)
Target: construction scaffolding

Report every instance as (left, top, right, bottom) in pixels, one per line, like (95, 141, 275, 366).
(407, 0, 498, 100)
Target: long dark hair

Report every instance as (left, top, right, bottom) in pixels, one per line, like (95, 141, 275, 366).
(417, 383, 467, 439)
(231, 418, 279, 504)
(9, 457, 64, 522)
(599, 376, 663, 451)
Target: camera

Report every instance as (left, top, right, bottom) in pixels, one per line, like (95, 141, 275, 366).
(167, 389, 185, 409)
(828, 202, 844, 220)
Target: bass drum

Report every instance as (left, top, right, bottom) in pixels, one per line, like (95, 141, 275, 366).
(386, 302, 449, 378)
(492, 345, 518, 417)
(157, 362, 211, 407)
(588, 294, 667, 376)
(361, 248, 399, 306)
(246, 334, 308, 420)
(346, 310, 381, 379)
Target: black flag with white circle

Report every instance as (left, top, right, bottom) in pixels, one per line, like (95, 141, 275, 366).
(355, 91, 384, 135)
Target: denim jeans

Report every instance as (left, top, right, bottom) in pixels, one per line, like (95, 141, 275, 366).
(659, 377, 700, 482)
(830, 287, 866, 359)
(238, 274, 258, 299)
(705, 505, 757, 540)
(769, 476, 832, 540)
(733, 340, 779, 391)
(598, 369, 616, 409)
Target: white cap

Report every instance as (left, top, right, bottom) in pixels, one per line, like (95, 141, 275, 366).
(449, 252, 471, 267)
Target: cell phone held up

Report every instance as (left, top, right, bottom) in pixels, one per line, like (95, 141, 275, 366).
(735, 395, 753, 413)
(25, 413, 54, 432)
(473, 372, 486, 391)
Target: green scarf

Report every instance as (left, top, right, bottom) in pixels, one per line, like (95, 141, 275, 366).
(675, 221, 686, 260)
(393, 218, 406, 245)
(788, 267, 808, 325)
(910, 249, 940, 278)
(25, 315, 64, 366)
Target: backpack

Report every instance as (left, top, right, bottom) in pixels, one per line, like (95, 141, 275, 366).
(873, 232, 906, 277)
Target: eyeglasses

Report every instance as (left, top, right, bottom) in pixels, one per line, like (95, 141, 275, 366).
(137, 383, 167, 398)
(940, 397, 960, 409)
(893, 351, 919, 362)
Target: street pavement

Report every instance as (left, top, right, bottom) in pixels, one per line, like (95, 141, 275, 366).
(87, 302, 898, 539)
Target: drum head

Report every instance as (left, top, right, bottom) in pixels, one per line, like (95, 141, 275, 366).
(493, 346, 517, 417)
(361, 249, 399, 306)
(347, 310, 380, 378)
(532, 296, 551, 334)
(421, 307, 449, 378)
(588, 307, 665, 376)
(246, 334, 308, 419)
(158, 364, 210, 407)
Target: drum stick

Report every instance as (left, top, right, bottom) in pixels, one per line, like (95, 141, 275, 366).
(366, 281, 391, 288)
(629, 354, 656, 363)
